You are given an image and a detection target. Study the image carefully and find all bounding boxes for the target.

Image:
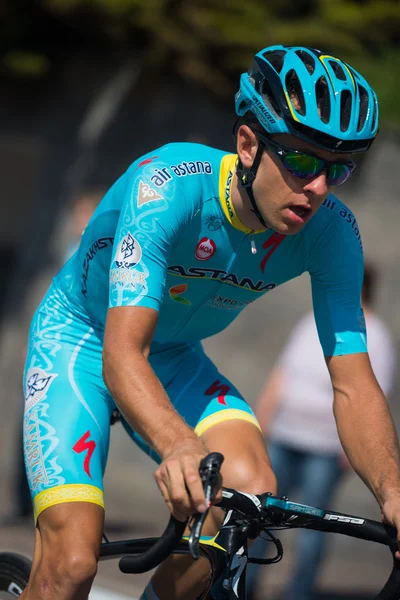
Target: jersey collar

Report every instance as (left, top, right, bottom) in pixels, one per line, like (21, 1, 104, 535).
(218, 154, 264, 234)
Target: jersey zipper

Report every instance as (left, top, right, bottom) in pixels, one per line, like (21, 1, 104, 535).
(250, 231, 257, 254)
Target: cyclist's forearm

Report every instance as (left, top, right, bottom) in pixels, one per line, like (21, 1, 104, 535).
(103, 349, 196, 457)
(334, 388, 400, 506)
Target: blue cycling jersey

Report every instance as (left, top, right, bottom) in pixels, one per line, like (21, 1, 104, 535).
(55, 142, 366, 356)
(24, 141, 367, 520)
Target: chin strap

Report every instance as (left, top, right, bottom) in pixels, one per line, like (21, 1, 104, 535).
(236, 140, 269, 230)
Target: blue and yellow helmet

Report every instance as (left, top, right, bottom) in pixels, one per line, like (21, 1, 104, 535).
(235, 45, 379, 153)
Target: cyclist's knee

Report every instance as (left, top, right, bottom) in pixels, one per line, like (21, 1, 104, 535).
(224, 455, 277, 496)
(34, 503, 102, 591)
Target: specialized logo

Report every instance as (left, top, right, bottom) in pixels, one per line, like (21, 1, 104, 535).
(169, 284, 191, 306)
(260, 232, 286, 273)
(137, 180, 163, 207)
(231, 547, 247, 597)
(168, 264, 276, 293)
(195, 237, 216, 261)
(252, 94, 276, 125)
(114, 233, 142, 268)
(205, 380, 230, 405)
(205, 215, 223, 231)
(73, 431, 96, 479)
(25, 368, 57, 413)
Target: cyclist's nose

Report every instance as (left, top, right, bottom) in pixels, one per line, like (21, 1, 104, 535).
(303, 170, 329, 196)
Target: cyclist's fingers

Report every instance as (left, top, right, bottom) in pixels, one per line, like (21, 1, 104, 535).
(157, 460, 195, 517)
(182, 458, 207, 514)
(154, 471, 187, 522)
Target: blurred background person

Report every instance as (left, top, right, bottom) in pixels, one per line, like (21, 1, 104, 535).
(247, 260, 397, 600)
(62, 187, 105, 262)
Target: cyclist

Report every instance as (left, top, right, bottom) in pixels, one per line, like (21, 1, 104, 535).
(21, 45, 400, 600)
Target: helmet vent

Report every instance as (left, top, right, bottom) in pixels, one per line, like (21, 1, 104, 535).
(371, 97, 378, 132)
(286, 69, 306, 116)
(315, 76, 331, 124)
(340, 90, 352, 131)
(248, 60, 260, 85)
(357, 85, 369, 132)
(263, 50, 286, 74)
(329, 60, 346, 81)
(295, 50, 316, 74)
(260, 78, 282, 116)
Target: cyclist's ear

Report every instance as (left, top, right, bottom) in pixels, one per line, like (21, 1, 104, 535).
(237, 125, 259, 168)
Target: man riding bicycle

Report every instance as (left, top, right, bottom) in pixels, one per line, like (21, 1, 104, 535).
(21, 45, 400, 600)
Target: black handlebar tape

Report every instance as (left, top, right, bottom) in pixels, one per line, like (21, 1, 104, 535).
(119, 453, 224, 573)
(119, 515, 187, 574)
(308, 516, 400, 599)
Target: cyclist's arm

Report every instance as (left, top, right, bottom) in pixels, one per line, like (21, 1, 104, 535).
(103, 306, 208, 519)
(103, 306, 195, 457)
(308, 203, 400, 542)
(327, 351, 400, 507)
(103, 149, 210, 519)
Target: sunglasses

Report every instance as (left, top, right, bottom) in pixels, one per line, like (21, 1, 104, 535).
(258, 134, 356, 186)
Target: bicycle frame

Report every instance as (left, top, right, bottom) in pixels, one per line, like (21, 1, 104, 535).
(105, 453, 400, 599)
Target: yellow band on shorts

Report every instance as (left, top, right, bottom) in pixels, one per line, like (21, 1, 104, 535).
(34, 484, 104, 522)
(194, 409, 262, 437)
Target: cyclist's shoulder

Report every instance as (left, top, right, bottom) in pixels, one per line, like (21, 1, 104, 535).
(305, 193, 362, 248)
(127, 142, 229, 175)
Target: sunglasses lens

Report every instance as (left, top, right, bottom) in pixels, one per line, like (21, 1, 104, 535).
(328, 163, 354, 186)
(283, 153, 324, 179)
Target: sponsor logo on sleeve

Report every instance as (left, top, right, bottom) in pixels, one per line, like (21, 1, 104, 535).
(137, 181, 163, 207)
(150, 161, 213, 187)
(195, 237, 216, 261)
(114, 233, 142, 269)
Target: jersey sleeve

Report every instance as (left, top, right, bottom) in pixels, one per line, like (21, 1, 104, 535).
(307, 203, 367, 357)
(108, 153, 194, 311)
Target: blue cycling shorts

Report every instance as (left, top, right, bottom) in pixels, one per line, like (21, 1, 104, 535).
(23, 286, 260, 521)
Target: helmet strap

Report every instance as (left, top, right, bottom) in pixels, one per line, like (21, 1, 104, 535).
(236, 140, 269, 229)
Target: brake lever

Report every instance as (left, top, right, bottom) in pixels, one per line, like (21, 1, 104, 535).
(188, 453, 224, 559)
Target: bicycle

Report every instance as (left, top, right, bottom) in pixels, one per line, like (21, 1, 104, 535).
(1, 452, 400, 599)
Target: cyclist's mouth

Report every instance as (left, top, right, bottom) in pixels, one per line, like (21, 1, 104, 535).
(285, 205, 312, 225)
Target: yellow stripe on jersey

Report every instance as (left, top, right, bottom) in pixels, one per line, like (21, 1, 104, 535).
(194, 409, 262, 437)
(34, 484, 104, 521)
(219, 154, 254, 234)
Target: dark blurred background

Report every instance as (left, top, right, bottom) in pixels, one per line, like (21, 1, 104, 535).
(0, 1, 399, 598)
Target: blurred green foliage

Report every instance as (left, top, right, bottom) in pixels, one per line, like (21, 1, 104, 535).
(2, 0, 400, 128)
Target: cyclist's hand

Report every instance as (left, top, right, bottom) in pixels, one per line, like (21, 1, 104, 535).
(154, 438, 221, 522)
(381, 492, 400, 559)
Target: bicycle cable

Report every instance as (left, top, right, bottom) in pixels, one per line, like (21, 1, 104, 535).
(247, 529, 283, 565)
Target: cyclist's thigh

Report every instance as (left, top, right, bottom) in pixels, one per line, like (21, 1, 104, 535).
(23, 288, 114, 522)
(122, 342, 261, 461)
